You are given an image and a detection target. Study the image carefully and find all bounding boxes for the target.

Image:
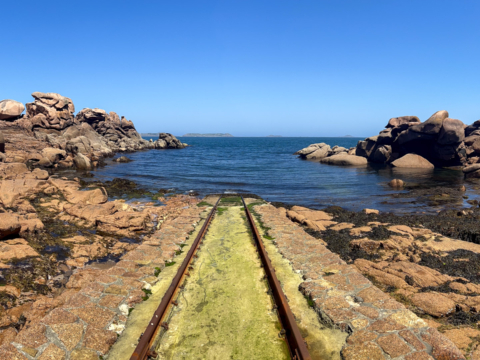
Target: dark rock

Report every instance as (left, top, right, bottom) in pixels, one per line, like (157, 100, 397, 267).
(115, 156, 132, 163)
(438, 118, 465, 145)
(356, 136, 377, 158)
(370, 145, 392, 163)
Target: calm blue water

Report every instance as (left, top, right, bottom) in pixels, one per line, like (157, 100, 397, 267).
(87, 137, 471, 214)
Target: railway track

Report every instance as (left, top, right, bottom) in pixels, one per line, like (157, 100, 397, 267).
(130, 195, 311, 360)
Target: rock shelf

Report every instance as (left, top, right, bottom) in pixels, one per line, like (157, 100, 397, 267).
(253, 203, 464, 360)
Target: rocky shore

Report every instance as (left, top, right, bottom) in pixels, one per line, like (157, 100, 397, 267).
(279, 202, 480, 359)
(0, 92, 198, 357)
(296, 110, 480, 178)
(0, 92, 186, 170)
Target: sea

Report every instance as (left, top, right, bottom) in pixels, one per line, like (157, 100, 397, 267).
(86, 137, 474, 214)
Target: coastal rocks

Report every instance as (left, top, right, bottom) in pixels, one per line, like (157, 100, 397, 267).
(73, 153, 92, 170)
(115, 156, 132, 163)
(154, 133, 186, 149)
(293, 109, 480, 169)
(410, 293, 456, 317)
(356, 136, 378, 158)
(0, 91, 188, 171)
(388, 179, 405, 188)
(0, 239, 40, 262)
(307, 145, 331, 159)
(320, 154, 368, 166)
(387, 116, 421, 128)
(0, 100, 25, 120)
(294, 143, 332, 159)
(391, 154, 434, 169)
(0, 213, 21, 239)
(371, 145, 392, 163)
(25, 92, 75, 130)
(394, 112, 464, 165)
(463, 164, 480, 179)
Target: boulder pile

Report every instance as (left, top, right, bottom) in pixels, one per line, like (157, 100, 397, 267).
(293, 143, 366, 166)
(296, 110, 480, 174)
(356, 110, 466, 167)
(0, 92, 187, 170)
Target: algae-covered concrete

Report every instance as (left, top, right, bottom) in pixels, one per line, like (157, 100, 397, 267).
(250, 204, 348, 360)
(156, 205, 289, 359)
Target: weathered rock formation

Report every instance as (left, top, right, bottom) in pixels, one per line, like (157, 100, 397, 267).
(296, 110, 480, 174)
(0, 92, 186, 170)
(22, 92, 75, 130)
(356, 110, 467, 168)
(294, 143, 359, 165)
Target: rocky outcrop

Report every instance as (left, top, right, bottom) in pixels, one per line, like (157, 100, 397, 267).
(0, 92, 187, 171)
(23, 92, 75, 130)
(154, 133, 187, 149)
(357, 110, 467, 167)
(295, 110, 480, 171)
(294, 142, 357, 163)
(0, 100, 25, 120)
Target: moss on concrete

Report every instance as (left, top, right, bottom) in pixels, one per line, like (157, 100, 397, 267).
(156, 206, 289, 359)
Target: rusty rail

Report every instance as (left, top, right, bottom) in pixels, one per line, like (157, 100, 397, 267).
(130, 195, 311, 360)
(241, 196, 311, 360)
(130, 196, 222, 360)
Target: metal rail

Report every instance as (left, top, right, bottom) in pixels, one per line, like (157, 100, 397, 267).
(130, 195, 311, 360)
(130, 196, 222, 360)
(241, 196, 311, 360)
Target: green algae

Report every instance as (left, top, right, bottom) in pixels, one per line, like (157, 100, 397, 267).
(250, 204, 347, 360)
(156, 206, 289, 360)
(107, 210, 210, 360)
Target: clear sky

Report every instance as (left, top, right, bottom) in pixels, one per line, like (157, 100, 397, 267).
(2, 1, 479, 136)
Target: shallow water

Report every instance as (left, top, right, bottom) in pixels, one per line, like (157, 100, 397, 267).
(86, 137, 477, 214)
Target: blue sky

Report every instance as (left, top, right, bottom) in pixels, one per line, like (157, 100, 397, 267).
(2, 1, 479, 136)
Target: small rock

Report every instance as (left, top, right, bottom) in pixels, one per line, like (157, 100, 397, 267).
(388, 179, 404, 188)
(115, 156, 132, 163)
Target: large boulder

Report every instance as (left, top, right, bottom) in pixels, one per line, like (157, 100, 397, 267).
(356, 136, 378, 158)
(370, 145, 392, 163)
(320, 154, 368, 166)
(155, 133, 185, 149)
(0, 100, 25, 120)
(391, 154, 434, 169)
(386, 116, 420, 128)
(437, 118, 465, 145)
(25, 92, 75, 130)
(73, 153, 92, 170)
(41, 148, 66, 163)
(76, 108, 108, 124)
(376, 129, 394, 145)
(294, 143, 326, 157)
(306, 144, 331, 159)
(410, 110, 449, 135)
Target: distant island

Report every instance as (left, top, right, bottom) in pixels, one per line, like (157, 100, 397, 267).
(182, 133, 234, 137)
(267, 135, 282, 137)
(343, 135, 354, 137)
